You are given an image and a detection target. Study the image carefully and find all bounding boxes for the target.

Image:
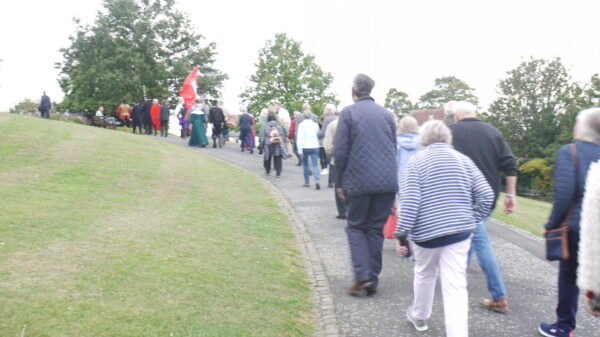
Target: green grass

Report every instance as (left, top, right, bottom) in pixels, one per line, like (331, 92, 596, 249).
(491, 194, 552, 237)
(0, 114, 313, 337)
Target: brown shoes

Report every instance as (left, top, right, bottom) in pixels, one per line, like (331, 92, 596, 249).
(347, 280, 373, 297)
(483, 298, 508, 313)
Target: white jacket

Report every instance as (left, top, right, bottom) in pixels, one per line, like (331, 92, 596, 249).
(296, 119, 320, 154)
(577, 160, 600, 294)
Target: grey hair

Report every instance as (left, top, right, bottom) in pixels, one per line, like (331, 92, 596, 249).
(153, 98, 159, 104)
(398, 116, 419, 135)
(575, 108, 600, 145)
(420, 120, 453, 146)
(303, 110, 313, 120)
(352, 73, 375, 97)
(302, 102, 311, 112)
(293, 111, 301, 118)
(446, 101, 476, 117)
(239, 106, 247, 113)
(324, 103, 336, 115)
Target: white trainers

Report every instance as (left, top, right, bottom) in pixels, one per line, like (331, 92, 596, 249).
(407, 305, 428, 332)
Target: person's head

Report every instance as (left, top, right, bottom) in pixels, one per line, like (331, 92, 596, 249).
(302, 110, 312, 120)
(134, 101, 139, 105)
(293, 111, 301, 118)
(43, 91, 46, 96)
(445, 101, 477, 122)
(324, 103, 336, 116)
(267, 112, 278, 122)
(210, 99, 218, 106)
(98, 106, 104, 111)
(574, 108, 600, 145)
(195, 98, 201, 104)
(153, 98, 159, 104)
(398, 116, 419, 136)
(273, 101, 282, 111)
(351, 73, 375, 102)
(261, 108, 269, 116)
(420, 120, 453, 146)
(302, 102, 311, 113)
(239, 106, 247, 114)
(122, 100, 128, 105)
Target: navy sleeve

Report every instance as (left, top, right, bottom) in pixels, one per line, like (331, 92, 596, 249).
(545, 145, 577, 231)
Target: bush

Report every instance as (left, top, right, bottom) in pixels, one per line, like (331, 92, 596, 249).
(519, 158, 553, 195)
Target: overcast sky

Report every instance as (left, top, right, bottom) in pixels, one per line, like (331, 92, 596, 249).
(0, 0, 599, 112)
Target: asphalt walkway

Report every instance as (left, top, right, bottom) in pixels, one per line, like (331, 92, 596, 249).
(166, 137, 599, 337)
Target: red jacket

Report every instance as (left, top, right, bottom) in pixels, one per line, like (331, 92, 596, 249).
(288, 118, 297, 140)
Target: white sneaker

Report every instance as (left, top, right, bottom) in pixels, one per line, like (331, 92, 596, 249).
(407, 305, 428, 332)
(320, 168, 329, 175)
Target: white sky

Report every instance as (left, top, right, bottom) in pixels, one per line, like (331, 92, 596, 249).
(0, 0, 599, 112)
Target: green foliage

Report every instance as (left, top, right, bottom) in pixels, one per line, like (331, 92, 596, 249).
(417, 76, 479, 109)
(518, 158, 554, 194)
(8, 99, 38, 114)
(57, 0, 227, 114)
(486, 58, 577, 160)
(384, 88, 413, 118)
(240, 33, 337, 114)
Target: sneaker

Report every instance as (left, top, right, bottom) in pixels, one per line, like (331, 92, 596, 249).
(538, 323, 573, 337)
(483, 298, 508, 313)
(406, 305, 428, 332)
(315, 183, 321, 190)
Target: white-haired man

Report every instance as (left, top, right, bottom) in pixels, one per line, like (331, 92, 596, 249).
(273, 101, 291, 129)
(446, 101, 517, 313)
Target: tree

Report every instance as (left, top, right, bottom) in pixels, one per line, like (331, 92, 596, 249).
(384, 88, 413, 117)
(9, 99, 38, 115)
(240, 33, 337, 114)
(487, 58, 575, 159)
(57, 0, 227, 114)
(417, 76, 479, 109)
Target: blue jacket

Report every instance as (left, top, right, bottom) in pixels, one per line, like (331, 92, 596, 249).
(546, 141, 600, 233)
(239, 113, 253, 130)
(397, 133, 420, 188)
(334, 97, 397, 196)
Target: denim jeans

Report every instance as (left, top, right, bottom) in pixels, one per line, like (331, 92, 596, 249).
(302, 148, 320, 184)
(468, 217, 507, 301)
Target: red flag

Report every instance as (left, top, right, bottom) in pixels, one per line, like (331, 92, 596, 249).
(179, 66, 199, 111)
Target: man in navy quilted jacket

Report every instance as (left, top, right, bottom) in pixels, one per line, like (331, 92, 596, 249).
(334, 73, 398, 296)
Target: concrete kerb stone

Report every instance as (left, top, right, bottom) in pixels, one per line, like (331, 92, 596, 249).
(196, 155, 340, 337)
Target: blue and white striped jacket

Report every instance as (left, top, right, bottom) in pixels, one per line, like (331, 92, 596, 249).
(397, 143, 494, 244)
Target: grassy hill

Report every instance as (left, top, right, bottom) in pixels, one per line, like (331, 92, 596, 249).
(0, 114, 313, 336)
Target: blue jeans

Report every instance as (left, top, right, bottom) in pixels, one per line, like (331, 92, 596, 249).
(468, 217, 507, 301)
(302, 148, 320, 184)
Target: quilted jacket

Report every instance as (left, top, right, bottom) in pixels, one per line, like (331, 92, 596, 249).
(334, 97, 397, 196)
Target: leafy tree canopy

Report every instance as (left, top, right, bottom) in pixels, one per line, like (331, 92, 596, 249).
(417, 76, 479, 109)
(384, 88, 413, 118)
(240, 33, 337, 114)
(57, 0, 227, 114)
(9, 99, 38, 114)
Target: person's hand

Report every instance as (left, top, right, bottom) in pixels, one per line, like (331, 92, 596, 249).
(395, 240, 409, 256)
(504, 195, 516, 214)
(336, 188, 345, 201)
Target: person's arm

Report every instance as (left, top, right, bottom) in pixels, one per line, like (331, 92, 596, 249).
(296, 123, 304, 155)
(471, 163, 495, 222)
(504, 176, 517, 214)
(545, 146, 577, 231)
(396, 161, 421, 236)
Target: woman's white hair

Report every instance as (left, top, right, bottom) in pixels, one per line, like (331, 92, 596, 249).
(575, 108, 600, 145)
(239, 106, 247, 113)
(398, 115, 419, 135)
(420, 120, 453, 146)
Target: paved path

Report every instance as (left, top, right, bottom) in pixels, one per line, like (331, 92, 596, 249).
(167, 137, 599, 337)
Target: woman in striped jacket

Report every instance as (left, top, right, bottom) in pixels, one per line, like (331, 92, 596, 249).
(395, 120, 494, 337)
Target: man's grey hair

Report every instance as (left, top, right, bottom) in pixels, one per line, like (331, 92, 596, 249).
(352, 73, 375, 97)
(293, 111, 301, 118)
(153, 98, 159, 104)
(324, 103, 336, 115)
(303, 110, 313, 120)
(398, 116, 419, 136)
(420, 120, 453, 146)
(239, 106, 247, 113)
(576, 108, 600, 145)
(445, 101, 476, 117)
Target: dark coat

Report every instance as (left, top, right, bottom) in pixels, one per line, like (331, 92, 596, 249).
(208, 107, 225, 123)
(546, 141, 600, 233)
(39, 95, 51, 111)
(130, 105, 143, 122)
(159, 105, 170, 121)
(142, 100, 153, 123)
(239, 113, 254, 130)
(261, 121, 288, 158)
(334, 97, 398, 196)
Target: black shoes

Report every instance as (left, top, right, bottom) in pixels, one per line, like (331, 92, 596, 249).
(347, 280, 373, 297)
(336, 215, 347, 220)
(315, 183, 320, 190)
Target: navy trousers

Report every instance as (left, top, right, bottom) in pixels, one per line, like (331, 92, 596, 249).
(556, 231, 580, 331)
(345, 192, 395, 290)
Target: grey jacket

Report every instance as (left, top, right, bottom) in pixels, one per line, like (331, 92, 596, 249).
(334, 97, 398, 196)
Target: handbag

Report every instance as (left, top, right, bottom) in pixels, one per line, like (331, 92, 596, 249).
(544, 143, 578, 261)
(383, 215, 398, 239)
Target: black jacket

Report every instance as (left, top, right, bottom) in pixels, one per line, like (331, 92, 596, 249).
(159, 105, 170, 121)
(449, 118, 517, 207)
(130, 105, 143, 121)
(208, 107, 225, 123)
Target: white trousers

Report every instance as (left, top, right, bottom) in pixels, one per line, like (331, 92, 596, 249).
(412, 237, 471, 337)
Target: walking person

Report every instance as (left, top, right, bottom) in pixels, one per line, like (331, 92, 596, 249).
(38, 91, 52, 119)
(188, 98, 209, 147)
(159, 100, 170, 137)
(208, 100, 225, 148)
(176, 104, 190, 139)
(334, 73, 397, 296)
(396, 120, 494, 336)
(142, 99, 153, 135)
(323, 109, 346, 219)
(239, 106, 255, 154)
(260, 112, 287, 177)
(130, 101, 143, 134)
(297, 109, 322, 189)
(539, 108, 600, 337)
(288, 111, 302, 165)
(116, 100, 131, 132)
(319, 104, 337, 187)
(150, 99, 161, 136)
(446, 100, 516, 313)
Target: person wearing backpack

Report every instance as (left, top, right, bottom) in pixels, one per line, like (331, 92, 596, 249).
(260, 112, 287, 177)
(297, 109, 322, 190)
